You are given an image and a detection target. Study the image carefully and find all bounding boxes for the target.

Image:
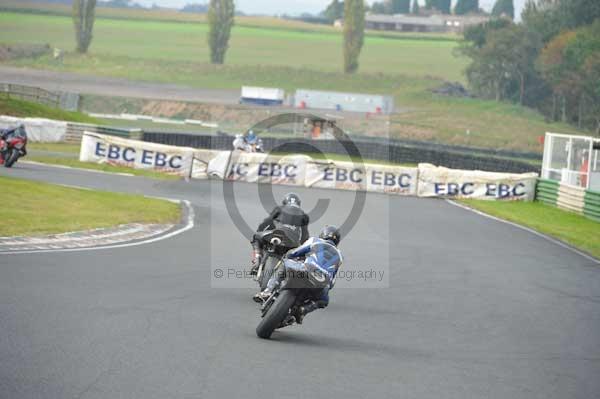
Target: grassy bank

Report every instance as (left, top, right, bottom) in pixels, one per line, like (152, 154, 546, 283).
(461, 200, 600, 260)
(0, 95, 100, 123)
(0, 175, 180, 236)
(0, 11, 586, 152)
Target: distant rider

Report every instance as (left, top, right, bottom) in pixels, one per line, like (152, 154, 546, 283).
(1, 124, 21, 141)
(233, 130, 263, 153)
(0, 124, 26, 161)
(250, 193, 309, 275)
(254, 225, 342, 324)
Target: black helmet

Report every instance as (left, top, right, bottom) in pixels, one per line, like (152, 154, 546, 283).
(319, 225, 340, 246)
(282, 192, 301, 207)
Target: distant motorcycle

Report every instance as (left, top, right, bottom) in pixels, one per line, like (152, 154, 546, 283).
(232, 133, 264, 153)
(256, 259, 330, 339)
(0, 125, 28, 168)
(253, 224, 302, 291)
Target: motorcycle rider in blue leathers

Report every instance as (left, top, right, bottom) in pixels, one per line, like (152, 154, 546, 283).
(254, 225, 342, 324)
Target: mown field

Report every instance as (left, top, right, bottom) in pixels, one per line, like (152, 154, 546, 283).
(0, 12, 464, 79)
(0, 0, 461, 39)
(0, 10, 585, 152)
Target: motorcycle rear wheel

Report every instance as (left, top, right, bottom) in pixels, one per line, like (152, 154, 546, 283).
(256, 290, 296, 339)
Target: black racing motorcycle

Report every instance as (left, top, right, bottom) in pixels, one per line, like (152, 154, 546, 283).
(256, 259, 330, 339)
(253, 224, 302, 291)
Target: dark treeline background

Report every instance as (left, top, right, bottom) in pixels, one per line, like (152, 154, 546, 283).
(460, 0, 600, 134)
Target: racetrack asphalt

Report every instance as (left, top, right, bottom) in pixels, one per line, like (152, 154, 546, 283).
(1, 162, 599, 399)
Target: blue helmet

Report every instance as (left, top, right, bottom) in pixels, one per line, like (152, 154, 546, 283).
(246, 130, 258, 144)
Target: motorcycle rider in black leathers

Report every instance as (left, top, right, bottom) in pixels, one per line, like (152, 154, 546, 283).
(249, 193, 309, 275)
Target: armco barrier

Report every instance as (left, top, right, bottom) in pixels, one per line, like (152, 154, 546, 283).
(142, 132, 539, 174)
(557, 185, 586, 213)
(536, 179, 559, 205)
(65, 123, 142, 144)
(535, 178, 600, 222)
(584, 190, 600, 222)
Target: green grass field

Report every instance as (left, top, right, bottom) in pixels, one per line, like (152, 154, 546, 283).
(0, 11, 586, 152)
(461, 200, 600, 260)
(0, 0, 460, 40)
(0, 12, 465, 80)
(0, 175, 180, 236)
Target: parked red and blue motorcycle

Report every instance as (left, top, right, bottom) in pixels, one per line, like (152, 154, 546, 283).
(0, 125, 28, 168)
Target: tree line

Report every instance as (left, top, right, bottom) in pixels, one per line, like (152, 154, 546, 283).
(71, 0, 365, 74)
(362, 0, 513, 18)
(459, 0, 600, 133)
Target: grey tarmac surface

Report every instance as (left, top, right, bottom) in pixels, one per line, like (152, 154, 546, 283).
(1, 162, 599, 399)
(0, 66, 239, 104)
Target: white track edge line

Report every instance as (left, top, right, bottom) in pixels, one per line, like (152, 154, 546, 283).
(0, 200, 195, 255)
(446, 199, 600, 265)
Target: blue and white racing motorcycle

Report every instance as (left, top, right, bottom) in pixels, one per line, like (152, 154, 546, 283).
(256, 259, 330, 339)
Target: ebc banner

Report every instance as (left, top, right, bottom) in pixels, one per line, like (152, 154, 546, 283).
(226, 152, 309, 186)
(417, 163, 538, 200)
(80, 132, 194, 176)
(305, 160, 417, 195)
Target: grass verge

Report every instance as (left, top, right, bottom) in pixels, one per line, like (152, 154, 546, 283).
(0, 95, 100, 123)
(25, 156, 182, 180)
(460, 199, 600, 260)
(0, 175, 180, 236)
(28, 142, 80, 154)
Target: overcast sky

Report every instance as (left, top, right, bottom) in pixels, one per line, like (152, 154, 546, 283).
(136, 0, 527, 17)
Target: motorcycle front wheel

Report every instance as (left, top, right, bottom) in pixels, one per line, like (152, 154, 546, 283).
(258, 256, 279, 291)
(4, 149, 19, 168)
(256, 290, 296, 339)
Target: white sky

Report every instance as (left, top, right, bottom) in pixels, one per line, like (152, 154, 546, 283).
(136, 0, 527, 17)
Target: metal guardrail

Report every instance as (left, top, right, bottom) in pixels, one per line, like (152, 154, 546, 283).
(535, 179, 559, 205)
(0, 83, 60, 108)
(65, 123, 142, 144)
(584, 190, 600, 222)
(535, 178, 600, 222)
(142, 131, 540, 174)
